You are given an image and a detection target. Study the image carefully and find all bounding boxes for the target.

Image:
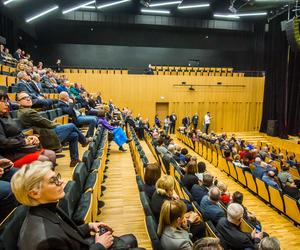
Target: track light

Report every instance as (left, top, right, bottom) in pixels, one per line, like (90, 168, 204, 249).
(214, 14, 240, 19)
(97, 0, 131, 9)
(26, 6, 59, 23)
(3, 0, 19, 5)
(62, 0, 95, 14)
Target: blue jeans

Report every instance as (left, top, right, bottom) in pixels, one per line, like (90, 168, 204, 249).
(54, 124, 86, 161)
(76, 115, 97, 137)
(0, 167, 18, 221)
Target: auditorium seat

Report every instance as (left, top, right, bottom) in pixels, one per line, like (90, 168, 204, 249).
(235, 167, 247, 187)
(283, 194, 300, 225)
(255, 178, 270, 202)
(6, 76, 16, 86)
(0, 75, 6, 86)
(244, 171, 257, 193)
(268, 186, 285, 213)
(145, 216, 162, 250)
(228, 161, 238, 181)
(139, 191, 155, 218)
(58, 180, 93, 224)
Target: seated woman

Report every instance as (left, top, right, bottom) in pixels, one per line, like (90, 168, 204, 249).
(11, 161, 144, 250)
(0, 92, 56, 168)
(150, 175, 205, 241)
(278, 165, 294, 186)
(158, 200, 193, 250)
(182, 161, 199, 192)
(97, 110, 131, 152)
(217, 182, 231, 206)
(143, 163, 161, 199)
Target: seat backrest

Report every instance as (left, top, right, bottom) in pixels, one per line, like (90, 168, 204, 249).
(0, 205, 29, 250)
(88, 142, 97, 159)
(136, 175, 145, 192)
(73, 162, 89, 193)
(283, 194, 300, 224)
(268, 186, 285, 213)
(82, 150, 92, 170)
(256, 178, 270, 202)
(56, 108, 63, 117)
(38, 111, 49, 119)
(47, 110, 57, 121)
(58, 181, 80, 218)
(139, 192, 154, 218)
(145, 216, 163, 250)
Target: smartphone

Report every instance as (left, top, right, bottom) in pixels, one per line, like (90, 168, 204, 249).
(2, 163, 13, 173)
(255, 224, 261, 233)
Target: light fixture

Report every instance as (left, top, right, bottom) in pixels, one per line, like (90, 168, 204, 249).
(178, 3, 210, 9)
(81, 5, 96, 9)
(3, 0, 19, 5)
(149, 1, 181, 7)
(141, 8, 170, 14)
(214, 14, 240, 19)
(235, 12, 267, 17)
(26, 5, 59, 23)
(62, 0, 95, 14)
(98, 0, 131, 9)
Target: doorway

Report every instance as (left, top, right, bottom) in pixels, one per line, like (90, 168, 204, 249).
(156, 102, 169, 122)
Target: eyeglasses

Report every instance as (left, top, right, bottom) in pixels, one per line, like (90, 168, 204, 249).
(0, 100, 9, 105)
(19, 96, 31, 101)
(48, 173, 63, 186)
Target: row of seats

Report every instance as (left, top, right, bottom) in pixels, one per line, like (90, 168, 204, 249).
(0, 127, 108, 250)
(177, 132, 300, 226)
(0, 74, 16, 87)
(0, 64, 16, 76)
(141, 129, 255, 249)
(153, 71, 243, 77)
(63, 69, 129, 75)
(153, 66, 233, 73)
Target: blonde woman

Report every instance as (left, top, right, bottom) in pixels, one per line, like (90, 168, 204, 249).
(11, 161, 142, 250)
(158, 200, 193, 250)
(150, 175, 206, 241)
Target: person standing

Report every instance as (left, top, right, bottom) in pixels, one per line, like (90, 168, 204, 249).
(169, 112, 177, 134)
(182, 116, 190, 128)
(164, 116, 171, 135)
(204, 112, 211, 134)
(155, 115, 161, 128)
(192, 113, 199, 130)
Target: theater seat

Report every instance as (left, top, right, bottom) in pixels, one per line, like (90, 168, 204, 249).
(235, 167, 247, 187)
(256, 178, 270, 202)
(245, 171, 257, 193)
(145, 216, 163, 250)
(139, 192, 154, 218)
(82, 150, 100, 171)
(136, 175, 144, 192)
(283, 194, 300, 225)
(228, 161, 238, 180)
(0, 206, 28, 250)
(268, 186, 285, 213)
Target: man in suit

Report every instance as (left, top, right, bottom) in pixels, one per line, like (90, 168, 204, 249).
(192, 113, 199, 130)
(13, 48, 22, 61)
(41, 69, 55, 89)
(191, 173, 214, 205)
(200, 187, 226, 225)
(169, 112, 177, 134)
(216, 203, 263, 250)
(17, 71, 52, 109)
(58, 91, 97, 138)
(17, 92, 91, 167)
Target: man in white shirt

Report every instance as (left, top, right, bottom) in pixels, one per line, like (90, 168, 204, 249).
(204, 112, 211, 134)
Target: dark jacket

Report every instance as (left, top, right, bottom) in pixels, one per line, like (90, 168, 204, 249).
(17, 80, 39, 99)
(190, 184, 209, 205)
(192, 115, 198, 125)
(17, 108, 61, 150)
(182, 174, 199, 192)
(150, 191, 171, 222)
(199, 196, 226, 225)
(58, 100, 78, 124)
(0, 116, 27, 161)
(18, 203, 105, 250)
(216, 217, 260, 250)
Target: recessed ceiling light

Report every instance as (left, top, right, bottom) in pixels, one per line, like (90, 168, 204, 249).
(149, 1, 181, 7)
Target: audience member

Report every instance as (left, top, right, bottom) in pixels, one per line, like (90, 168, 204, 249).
(262, 171, 281, 190)
(278, 165, 294, 186)
(0, 92, 56, 168)
(11, 161, 142, 250)
(217, 183, 231, 205)
(143, 163, 161, 199)
(191, 173, 214, 205)
(192, 237, 223, 250)
(158, 199, 193, 250)
(182, 161, 199, 192)
(17, 92, 91, 167)
(258, 237, 280, 250)
(216, 203, 263, 250)
(58, 91, 97, 138)
(0, 157, 18, 221)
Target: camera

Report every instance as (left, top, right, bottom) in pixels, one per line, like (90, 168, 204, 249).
(98, 226, 108, 235)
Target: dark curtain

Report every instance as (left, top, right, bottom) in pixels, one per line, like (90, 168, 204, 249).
(260, 16, 300, 136)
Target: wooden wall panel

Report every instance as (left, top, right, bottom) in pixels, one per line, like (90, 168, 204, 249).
(64, 73, 265, 132)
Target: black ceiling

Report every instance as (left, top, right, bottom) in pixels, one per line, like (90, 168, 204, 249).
(1, 0, 296, 24)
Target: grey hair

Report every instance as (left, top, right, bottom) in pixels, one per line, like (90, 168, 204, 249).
(17, 71, 26, 79)
(227, 203, 244, 222)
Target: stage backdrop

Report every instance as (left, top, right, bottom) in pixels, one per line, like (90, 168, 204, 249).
(63, 73, 265, 133)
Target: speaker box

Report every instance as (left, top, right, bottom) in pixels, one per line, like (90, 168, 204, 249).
(267, 120, 278, 136)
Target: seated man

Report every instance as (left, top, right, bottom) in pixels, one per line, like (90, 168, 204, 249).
(58, 92, 97, 138)
(16, 92, 91, 168)
(191, 173, 214, 205)
(16, 71, 52, 109)
(41, 69, 55, 89)
(29, 73, 54, 106)
(262, 171, 281, 190)
(216, 203, 263, 250)
(0, 157, 18, 221)
(78, 91, 101, 117)
(251, 157, 265, 179)
(200, 186, 226, 225)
